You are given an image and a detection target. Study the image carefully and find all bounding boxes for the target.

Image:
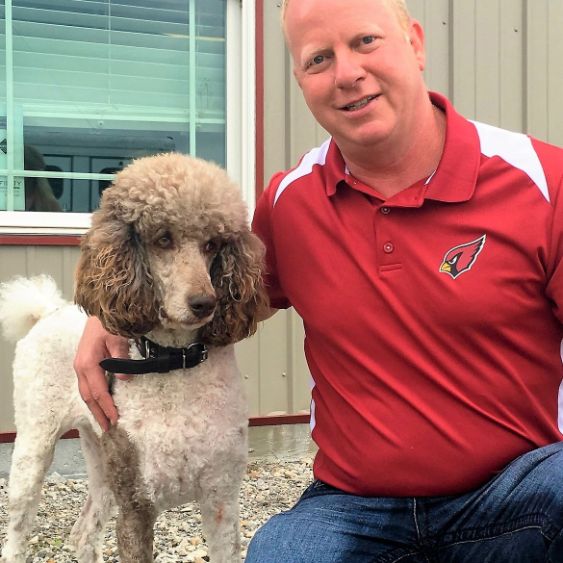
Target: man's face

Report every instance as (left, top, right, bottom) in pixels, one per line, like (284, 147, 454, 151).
(285, 0, 427, 155)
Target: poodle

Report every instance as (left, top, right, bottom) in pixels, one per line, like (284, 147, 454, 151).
(0, 153, 268, 563)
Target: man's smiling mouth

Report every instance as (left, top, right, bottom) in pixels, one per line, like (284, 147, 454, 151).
(342, 95, 379, 111)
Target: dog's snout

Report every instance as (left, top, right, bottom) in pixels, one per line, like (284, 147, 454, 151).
(188, 295, 217, 319)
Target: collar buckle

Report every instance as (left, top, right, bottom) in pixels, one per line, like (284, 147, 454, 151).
(200, 346, 209, 363)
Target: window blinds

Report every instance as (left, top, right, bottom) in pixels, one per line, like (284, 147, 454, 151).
(7, 0, 226, 124)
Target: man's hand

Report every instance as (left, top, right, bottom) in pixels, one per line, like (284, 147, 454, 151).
(74, 316, 129, 432)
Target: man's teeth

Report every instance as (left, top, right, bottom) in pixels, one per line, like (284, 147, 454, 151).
(345, 95, 376, 111)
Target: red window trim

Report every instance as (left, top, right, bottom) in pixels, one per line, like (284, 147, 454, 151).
(0, 235, 82, 246)
(0, 414, 311, 443)
(255, 0, 265, 197)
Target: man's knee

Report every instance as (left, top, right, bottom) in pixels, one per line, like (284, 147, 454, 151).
(246, 514, 295, 563)
(503, 442, 563, 488)
(505, 443, 563, 527)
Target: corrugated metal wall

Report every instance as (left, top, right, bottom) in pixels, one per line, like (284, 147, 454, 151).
(1, 0, 562, 433)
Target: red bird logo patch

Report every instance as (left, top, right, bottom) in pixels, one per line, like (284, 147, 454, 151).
(439, 235, 487, 279)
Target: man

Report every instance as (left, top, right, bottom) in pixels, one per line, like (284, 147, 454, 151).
(75, 0, 562, 560)
(246, 0, 563, 560)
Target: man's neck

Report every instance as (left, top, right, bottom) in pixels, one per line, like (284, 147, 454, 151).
(342, 104, 447, 199)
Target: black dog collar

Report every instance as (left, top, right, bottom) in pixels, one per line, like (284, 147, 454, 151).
(100, 336, 208, 375)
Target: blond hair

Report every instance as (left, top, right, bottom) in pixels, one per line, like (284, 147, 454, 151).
(281, 0, 411, 32)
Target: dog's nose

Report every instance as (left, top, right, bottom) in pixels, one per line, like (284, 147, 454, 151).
(188, 295, 217, 319)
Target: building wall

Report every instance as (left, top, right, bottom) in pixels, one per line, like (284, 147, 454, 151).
(1, 0, 562, 433)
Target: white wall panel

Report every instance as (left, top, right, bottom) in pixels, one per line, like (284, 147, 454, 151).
(415, 0, 451, 97)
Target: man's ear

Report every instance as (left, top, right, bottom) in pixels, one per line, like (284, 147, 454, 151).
(408, 19, 426, 72)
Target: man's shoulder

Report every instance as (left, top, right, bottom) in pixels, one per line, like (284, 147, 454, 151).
(471, 119, 562, 159)
(263, 138, 334, 207)
(529, 136, 563, 170)
(470, 120, 562, 200)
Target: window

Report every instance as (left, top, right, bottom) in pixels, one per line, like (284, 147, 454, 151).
(0, 0, 253, 233)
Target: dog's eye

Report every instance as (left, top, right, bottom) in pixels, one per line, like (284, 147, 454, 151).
(203, 238, 220, 254)
(155, 232, 173, 249)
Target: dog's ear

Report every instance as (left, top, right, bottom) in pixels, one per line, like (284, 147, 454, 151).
(200, 231, 268, 346)
(74, 207, 159, 337)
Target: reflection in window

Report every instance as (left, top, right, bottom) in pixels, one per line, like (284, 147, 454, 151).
(0, 0, 228, 213)
(24, 145, 61, 211)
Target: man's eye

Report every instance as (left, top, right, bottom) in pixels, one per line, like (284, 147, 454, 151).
(306, 54, 327, 70)
(361, 35, 376, 45)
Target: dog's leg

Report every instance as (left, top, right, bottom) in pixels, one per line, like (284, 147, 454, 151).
(114, 504, 157, 563)
(0, 431, 57, 563)
(200, 487, 242, 563)
(100, 426, 157, 563)
(199, 449, 246, 563)
(69, 426, 114, 563)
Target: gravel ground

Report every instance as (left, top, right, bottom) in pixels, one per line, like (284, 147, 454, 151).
(0, 456, 314, 562)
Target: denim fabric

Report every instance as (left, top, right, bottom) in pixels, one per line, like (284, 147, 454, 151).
(245, 442, 563, 562)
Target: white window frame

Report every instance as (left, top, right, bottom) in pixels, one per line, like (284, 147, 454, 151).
(0, 0, 256, 235)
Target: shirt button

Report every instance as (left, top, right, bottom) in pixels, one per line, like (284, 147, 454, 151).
(380, 206, 391, 215)
(383, 242, 394, 253)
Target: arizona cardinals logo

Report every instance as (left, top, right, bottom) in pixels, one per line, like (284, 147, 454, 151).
(439, 235, 487, 279)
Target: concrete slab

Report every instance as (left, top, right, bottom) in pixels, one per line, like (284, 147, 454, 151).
(0, 423, 316, 478)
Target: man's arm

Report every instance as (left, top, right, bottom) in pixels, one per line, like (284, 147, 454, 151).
(73, 316, 129, 432)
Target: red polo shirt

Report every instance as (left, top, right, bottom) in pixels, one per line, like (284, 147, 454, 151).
(253, 92, 563, 496)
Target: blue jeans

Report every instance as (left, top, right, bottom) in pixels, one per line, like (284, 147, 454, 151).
(246, 442, 563, 562)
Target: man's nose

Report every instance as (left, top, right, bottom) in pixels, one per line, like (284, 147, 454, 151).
(333, 53, 366, 89)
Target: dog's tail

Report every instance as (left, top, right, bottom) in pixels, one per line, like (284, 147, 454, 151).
(0, 275, 67, 343)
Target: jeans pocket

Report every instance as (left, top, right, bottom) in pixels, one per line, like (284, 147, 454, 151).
(312, 479, 330, 490)
(298, 479, 341, 501)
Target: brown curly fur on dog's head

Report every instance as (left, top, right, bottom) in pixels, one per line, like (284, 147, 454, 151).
(74, 152, 268, 346)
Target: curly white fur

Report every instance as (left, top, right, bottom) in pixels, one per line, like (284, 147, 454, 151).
(0, 278, 96, 563)
(0, 275, 66, 342)
(0, 153, 266, 563)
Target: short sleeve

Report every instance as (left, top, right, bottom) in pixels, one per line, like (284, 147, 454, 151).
(546, 173, 563, 324)
(252, 174, 291, 309)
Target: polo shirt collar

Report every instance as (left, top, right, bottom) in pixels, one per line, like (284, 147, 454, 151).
(323, 91, 481, 204)
(424, 92, 481, 202)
